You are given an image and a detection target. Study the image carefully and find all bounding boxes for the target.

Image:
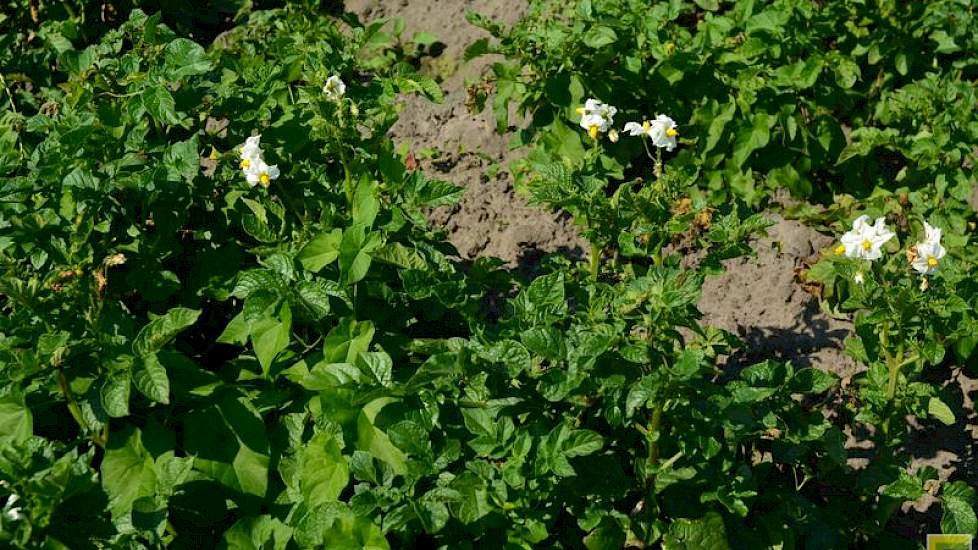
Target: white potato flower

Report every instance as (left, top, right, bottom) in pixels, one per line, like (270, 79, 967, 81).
(245, 159, 280, 188)
(624, 114, 680, 151)
(854, 272, 865, 285)
(837, 215, 894, 261)
(239, 135, 262, 170)
(911, 221, 946, 275)
(323, 75, 346, 100)
(576, 99, 617, 139)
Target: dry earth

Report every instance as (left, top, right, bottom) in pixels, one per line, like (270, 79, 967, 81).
(347, 0, 586, 264)
(345, 0, 978, 537)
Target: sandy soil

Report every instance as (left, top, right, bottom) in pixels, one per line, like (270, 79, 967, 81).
(347, 0, 587, 264)
(700, 215, 858, 377)
(344, 0, 978, 535)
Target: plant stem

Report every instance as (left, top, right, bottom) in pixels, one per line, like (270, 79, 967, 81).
(0, 73, 18, 114)
(885, 340, 904, 402)
(647, 402, 663, 475)
(879, 324, 906, 447)
(589, 242, 601, 280)
(56, 365, 105, 447)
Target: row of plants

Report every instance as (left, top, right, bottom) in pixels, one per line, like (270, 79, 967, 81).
(464, 0, 978, 546)
(466, 0, 978, 209)
(0, 1, 976, 549)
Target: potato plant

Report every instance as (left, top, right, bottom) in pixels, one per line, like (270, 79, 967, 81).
(467, 0, 978, 207)
(1, 1, 977, 549)
(466, 0, 978, 546)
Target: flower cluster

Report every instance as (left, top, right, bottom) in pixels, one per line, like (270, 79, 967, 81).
(837, 215, 894, 261)
(239, 134, 280, 188)
(836, 215, 946, 276)
(576, 98, 679, 151)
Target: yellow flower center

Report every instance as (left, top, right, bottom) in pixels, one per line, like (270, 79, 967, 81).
(834, 244, 846, 255)
(642, 120, 651, 132)
(589, 125, 600, 139)
(240, 158, 251, 169)
(927, 256, 939, 267)
(576, 107, 586, 115)
(259, 173, 270, 186)
(861, 239, 873, 251)
(666, 128, 679, 137)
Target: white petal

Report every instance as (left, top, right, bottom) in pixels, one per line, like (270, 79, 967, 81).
(850, 215, 871, 231)
(923, 221, 942, 245)
(911, 257, 929, 274)
(623, 122, 644, 136)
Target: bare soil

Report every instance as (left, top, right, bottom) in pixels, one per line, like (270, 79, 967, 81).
(348, 0, 587, 264)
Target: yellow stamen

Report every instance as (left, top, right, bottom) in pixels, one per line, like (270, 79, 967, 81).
(861, 239, 873, 251)
(834, 244, 846, 255)
(259, 173, 270, 187)
(209, 148, 220, 160)
(642, 120, 651, 132)
(927, 256, 939, 267)
(666, 128, 679, 137)
(588, 125, 599, 139)
(240, 158, 251, 169)
(576, 107, 586, 115)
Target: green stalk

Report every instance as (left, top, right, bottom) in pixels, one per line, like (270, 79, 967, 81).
(590, 242, 601, 280)
(56, 365, 105, 447)
(342, 160, 354, 207)
(886, 358, 900, 401)
(885, 338, 904, 403)
(647, 402, 663, 476)
(879, 324, 905, 447)
(56, 366, 87, 431)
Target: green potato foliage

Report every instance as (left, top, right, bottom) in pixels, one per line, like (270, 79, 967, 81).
(807, 212, 978, 543)
(466, 0, 978, 206)
(1, 1, 976, 549)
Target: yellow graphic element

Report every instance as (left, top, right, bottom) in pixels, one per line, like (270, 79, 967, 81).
(927, 534, 973, 550)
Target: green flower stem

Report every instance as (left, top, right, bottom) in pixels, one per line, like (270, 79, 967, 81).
(55, 365, 105, 448)
(342, 161, 354, 207)
(647, 402, 663, 475)
(879, 324, 908, 446)
(0, 73, 17, 114)
(886, 342, 904, 403)
(886, 360, 899, 402)
(590, 242, 601, 280)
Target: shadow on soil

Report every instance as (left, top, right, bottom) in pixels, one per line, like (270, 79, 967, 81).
(721, 300, 850, 372)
